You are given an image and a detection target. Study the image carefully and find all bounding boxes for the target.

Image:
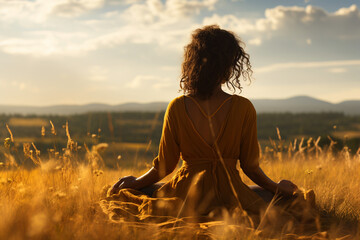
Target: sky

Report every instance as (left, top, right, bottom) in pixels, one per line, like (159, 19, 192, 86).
(0, 0, 359, 106)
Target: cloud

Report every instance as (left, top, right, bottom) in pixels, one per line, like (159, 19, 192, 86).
(0, 23, 189, 56)
(328, 68, 347, 74)
(122, 0, 217, 24)
(110, 0, 218, 49)
(248, 38, 262, 46)
(80, 0, 217, 51)
(0, 0, 105, 23)
(263, 4, 359, 39)
(1, 2, 359, 59)
(203, 14, 254, 34)
(126, 75, 174, 90)
(256, 60, 360, 73)
(0, 0, 217, 56)
(204, 4, 360, 44)
(0, 31, 89, 56)
(119, 0, 145, 5)
(51, 0, 105, 17)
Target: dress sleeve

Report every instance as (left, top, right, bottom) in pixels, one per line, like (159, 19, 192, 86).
(152, 99, 180, 178)
(239, 101, 260, 172)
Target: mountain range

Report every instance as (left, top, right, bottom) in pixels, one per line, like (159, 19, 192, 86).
(1, 96, 359, 115)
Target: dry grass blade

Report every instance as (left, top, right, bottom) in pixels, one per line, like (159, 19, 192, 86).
(6, 124, 14, 142)
(50, 120, 57, 135)
(41, 126, 46, 137)
(276, 127, 282, 141)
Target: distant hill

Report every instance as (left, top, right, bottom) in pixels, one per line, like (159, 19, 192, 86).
(0, 96, 359, 115)
(252, 96, 335, 113)
(0, 102, 169, 115)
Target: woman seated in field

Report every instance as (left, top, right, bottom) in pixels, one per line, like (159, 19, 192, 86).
(103, 25, 311, 224)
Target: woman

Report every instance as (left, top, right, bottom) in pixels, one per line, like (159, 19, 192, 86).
(106, 25, 299, 220)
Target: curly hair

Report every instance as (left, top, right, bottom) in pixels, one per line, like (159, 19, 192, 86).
(180, 25, 253, 99)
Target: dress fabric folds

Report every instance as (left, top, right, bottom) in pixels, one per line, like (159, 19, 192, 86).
(101, 95, 270, 221)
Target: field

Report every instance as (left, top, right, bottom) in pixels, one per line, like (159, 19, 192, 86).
(1, 116, 360, 239)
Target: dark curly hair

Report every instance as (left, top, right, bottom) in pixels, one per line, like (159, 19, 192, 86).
(180, 25, 253, 99)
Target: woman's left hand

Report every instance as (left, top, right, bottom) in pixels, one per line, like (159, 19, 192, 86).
(277, 179, 298, 197)
(109, 176, 138, 195)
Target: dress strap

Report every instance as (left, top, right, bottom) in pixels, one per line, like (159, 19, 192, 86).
(187, 95, 233, 118)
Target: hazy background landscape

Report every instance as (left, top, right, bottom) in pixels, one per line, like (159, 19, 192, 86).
(2, 98, 360, 170)
(1, 95, 360, 115)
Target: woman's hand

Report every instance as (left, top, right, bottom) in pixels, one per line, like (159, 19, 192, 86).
(109, 176, 138, 195)
(276, 179, 298, 197)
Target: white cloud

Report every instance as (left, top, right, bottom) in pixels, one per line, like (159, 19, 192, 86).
(256, 60, 360, 73)
(203, 14, 254, 34)
(126, 75, 174, 90)
(119, 0, 145, 4)
(51, 0, 105, 17)
(122, 0, 217, 24)
(204, 4, 360, 44)
(0, 38, 57, 56)
(78, 24, 193, 54)
(0, 24, 190, 56)
(328, 68, 347, 74)
(118, 0, 218, 49)
(0, 2, 359, 68)
(0, 31, 89, 56)
(0, 0, 217, 56)
(0, 0, 105, 23)
(248, 37, 262, 46)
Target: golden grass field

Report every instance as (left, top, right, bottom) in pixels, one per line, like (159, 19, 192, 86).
(0, 124, 359, 239)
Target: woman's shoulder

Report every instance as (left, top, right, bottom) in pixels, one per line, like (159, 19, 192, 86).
(232, 95, 257, 124)
(168, 95, 184, 107)
(233, 95, 256, 111)
(165, 95, 185, 114)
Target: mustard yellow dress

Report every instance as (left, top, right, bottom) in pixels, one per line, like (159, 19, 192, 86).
(100, 95, 272, 222)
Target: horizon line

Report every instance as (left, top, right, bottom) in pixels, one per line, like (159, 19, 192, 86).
(1, 95, 360, 108)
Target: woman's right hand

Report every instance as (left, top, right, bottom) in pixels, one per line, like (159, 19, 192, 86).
(276, 179, 298, 197)
(109, 176, 138, 195)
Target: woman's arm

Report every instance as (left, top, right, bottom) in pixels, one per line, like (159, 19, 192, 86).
(243, 166, 277, 193)
(110, 99, 180, 195)
(239, 102, 297, 197)
(135, 167, 161, 189)
(243, 166, 298, 196)
(109, 167, 161, 195)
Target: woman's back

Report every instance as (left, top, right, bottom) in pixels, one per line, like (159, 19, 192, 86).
(184, 92, 234, 147)
(165, 94, 259, 165)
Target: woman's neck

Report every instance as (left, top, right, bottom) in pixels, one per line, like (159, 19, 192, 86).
(191, 85, 230, 102)
(211, 86, 225, 97)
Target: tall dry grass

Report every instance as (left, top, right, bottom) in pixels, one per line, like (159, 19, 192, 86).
(0, 124, 359, 239)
